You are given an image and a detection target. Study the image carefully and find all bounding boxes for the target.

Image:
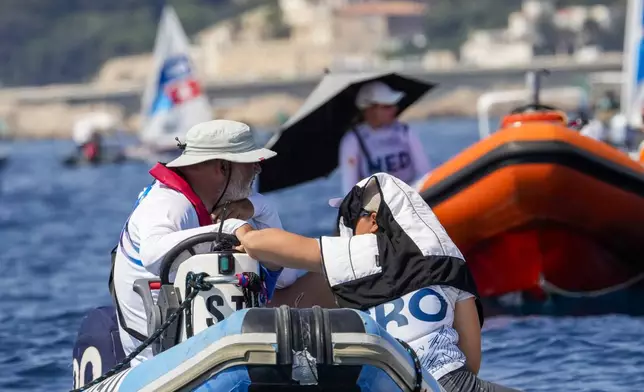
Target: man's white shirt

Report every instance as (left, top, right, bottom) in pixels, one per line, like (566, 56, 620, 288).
(113, 182, 298, 365)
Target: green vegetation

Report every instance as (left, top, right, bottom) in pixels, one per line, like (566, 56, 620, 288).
(0, 0, 273, 87)
(0, 0, 629, 87)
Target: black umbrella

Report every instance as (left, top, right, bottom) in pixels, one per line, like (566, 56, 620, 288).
(258, 71, 437, 193)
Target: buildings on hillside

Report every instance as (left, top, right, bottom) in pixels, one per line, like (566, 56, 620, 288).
(96, 0, 432, 85)
(95, 0, 622, 85)
(460, 0, 617, 67)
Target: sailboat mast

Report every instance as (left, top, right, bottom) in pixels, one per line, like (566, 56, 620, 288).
(621, 0, 643, 124)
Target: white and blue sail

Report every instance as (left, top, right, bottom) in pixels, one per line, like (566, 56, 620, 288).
(139, 5, 212, 153)
(621, 0, 644, 125)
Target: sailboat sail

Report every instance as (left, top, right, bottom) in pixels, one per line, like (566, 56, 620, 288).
(621, 0, 644, 124)
(140, 6, 212, 151)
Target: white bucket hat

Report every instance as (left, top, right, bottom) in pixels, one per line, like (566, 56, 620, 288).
(166, 119, 277, 167)
(355, 81, 405, 110)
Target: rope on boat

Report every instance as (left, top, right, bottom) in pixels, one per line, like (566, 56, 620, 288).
(396, 338, 423, 392)
(69, 272, 214, 392)
(539, 272, 644, 298)
(71, 270, 267, 392)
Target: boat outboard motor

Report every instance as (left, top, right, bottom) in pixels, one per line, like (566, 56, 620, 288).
(133, 232, 264, 355)
(72, 306, 126, 389)
(71, 232, 261, 390)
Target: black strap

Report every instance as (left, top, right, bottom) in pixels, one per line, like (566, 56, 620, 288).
(184, 276, 196, 339)
(351, 124, 410, 177)
(108, 246, 117, 298)
(399, 123, 412, 150)
(351, 128, 378, 176)
(109, 246, 149, 342)
(396, 338, 423, 392)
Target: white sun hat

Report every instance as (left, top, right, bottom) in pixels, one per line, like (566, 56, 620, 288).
(355, 81, 405, 110)
(166, 119, 277, 167)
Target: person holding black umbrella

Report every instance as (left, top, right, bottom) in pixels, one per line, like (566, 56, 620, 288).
(338, 81, 431, 193)
(257, 71, 435, 195)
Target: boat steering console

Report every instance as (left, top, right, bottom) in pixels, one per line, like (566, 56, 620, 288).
(158, 232, 241, 285)
(135, 231, 259, 355)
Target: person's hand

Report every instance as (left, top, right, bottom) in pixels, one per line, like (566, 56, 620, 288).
(233, 224, 254, 252)
(212, 199, 254, 222)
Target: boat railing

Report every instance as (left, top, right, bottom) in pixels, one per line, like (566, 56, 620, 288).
(477, 86, 589, 140)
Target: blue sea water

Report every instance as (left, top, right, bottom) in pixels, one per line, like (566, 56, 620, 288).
(0, 118, 642, 392)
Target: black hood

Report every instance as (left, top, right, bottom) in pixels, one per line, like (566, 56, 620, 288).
(332, 173, 483, 327)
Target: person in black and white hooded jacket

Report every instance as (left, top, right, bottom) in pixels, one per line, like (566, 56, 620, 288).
(233, 173, 521, 392)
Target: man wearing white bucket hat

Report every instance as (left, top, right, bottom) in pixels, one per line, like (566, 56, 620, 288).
(110, 119, 294, 366)
(338, 81, 431, 194)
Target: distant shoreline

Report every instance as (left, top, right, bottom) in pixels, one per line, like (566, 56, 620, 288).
(1, 86, 586, 140)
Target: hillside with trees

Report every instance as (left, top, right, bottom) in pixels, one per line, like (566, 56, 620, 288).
(0, 0, 272, 87)
(0, 0, 628, 87)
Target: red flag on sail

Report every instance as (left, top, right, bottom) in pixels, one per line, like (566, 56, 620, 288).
(167, 79, 202, 105)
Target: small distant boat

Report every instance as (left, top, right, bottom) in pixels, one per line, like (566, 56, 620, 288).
(124, 5, 212, 164)
(61, 152, 126, 168)
(62, 111, 129, 168)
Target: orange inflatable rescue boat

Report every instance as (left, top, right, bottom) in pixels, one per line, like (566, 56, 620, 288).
(418, 105, 644, 315)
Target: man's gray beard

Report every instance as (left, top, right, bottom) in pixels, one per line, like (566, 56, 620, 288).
(220, 173, 254, 202)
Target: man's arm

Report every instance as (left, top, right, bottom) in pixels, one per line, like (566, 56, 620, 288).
(236, 228, 381, 305)
(246, 194, 306, 288)
(237, 227, 324, 273)
(212, 193, 282, 230)
(237, 228, 380, 285)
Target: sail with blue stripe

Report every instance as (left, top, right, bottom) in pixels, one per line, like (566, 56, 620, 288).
(139, 6, 212, 152)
